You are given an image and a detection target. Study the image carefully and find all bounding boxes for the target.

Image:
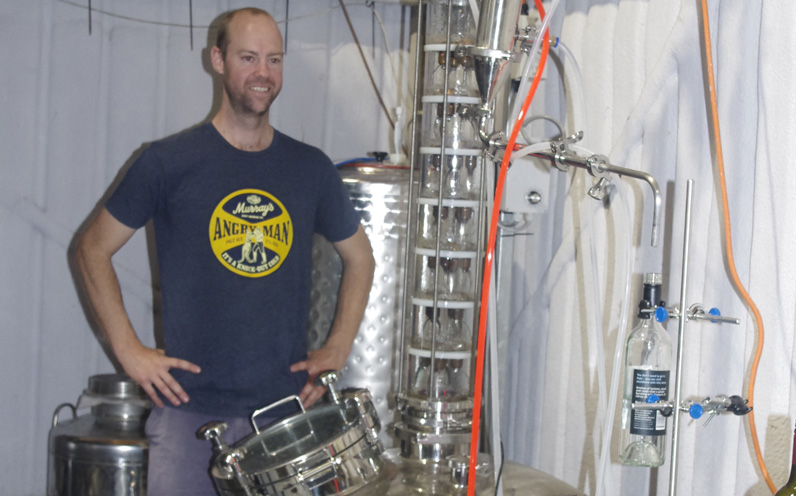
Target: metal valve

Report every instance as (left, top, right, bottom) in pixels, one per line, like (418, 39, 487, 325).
(314, 370, 343, 404)
(196, 421, 229, 453)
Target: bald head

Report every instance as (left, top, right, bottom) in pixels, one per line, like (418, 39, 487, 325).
(216, 8, 280, 59)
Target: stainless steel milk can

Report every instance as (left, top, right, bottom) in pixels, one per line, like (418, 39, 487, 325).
(47, 373, 151, 496)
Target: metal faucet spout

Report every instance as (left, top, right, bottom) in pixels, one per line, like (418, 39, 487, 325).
(522, 148, 662, 247)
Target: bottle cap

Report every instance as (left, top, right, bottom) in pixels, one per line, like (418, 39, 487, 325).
(644, 272, 663, 285)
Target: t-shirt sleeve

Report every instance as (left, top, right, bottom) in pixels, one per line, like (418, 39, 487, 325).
(105, 146, 165, 229)
(314, 160, 362, 243)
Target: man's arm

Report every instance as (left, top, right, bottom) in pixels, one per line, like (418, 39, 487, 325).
(75, 207, 200, 408)
(290, 224, 375, 406)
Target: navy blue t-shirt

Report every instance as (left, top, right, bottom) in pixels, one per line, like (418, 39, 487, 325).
(106, 123, 361, 417)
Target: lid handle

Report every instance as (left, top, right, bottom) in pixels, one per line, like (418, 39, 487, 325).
(249, 395, 305, 434)
(314, 370, 343, 404)
(196, 421, 229, 453)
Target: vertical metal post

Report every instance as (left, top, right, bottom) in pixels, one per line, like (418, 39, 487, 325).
(397, 0, 424, 393)
(668, 179, 693, 496)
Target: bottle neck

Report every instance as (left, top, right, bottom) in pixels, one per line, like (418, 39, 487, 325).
(637, 282, 663, 319)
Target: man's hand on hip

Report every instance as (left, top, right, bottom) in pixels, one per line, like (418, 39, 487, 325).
(119, 344, 201, 408)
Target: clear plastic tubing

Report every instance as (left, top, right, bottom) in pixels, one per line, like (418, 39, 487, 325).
(598, 185, 634, 496)
(512, 138, 633, 494)
(565, 142, 633, 496)
(553, 39, 587, 139)
(569, 145, 633, 496)
(510, 0, 563, 127)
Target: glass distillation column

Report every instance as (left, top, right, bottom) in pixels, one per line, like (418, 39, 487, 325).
(394, 0, 485, 464)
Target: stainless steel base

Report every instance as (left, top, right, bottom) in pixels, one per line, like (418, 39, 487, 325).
(348, 449, 585, 496)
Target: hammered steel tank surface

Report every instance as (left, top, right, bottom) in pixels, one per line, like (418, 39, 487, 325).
(307, 164, 410, 448)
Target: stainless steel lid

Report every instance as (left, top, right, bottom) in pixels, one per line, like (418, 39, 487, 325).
(87, 373, 147, 400)
(234, 403, 355, 475)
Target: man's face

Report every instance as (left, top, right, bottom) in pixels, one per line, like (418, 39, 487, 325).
(212, 13, 284, 118)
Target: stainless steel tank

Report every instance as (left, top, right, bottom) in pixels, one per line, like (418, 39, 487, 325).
(47, 374, 151, 496)
(307, 163, 410, 449)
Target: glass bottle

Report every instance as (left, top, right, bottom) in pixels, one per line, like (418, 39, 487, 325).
(430, 51, 448, 95)
(441, 308, 470, 351)
(430, 358, 452, 398)
(619, 272, 672, 467)
(454, 207, 474, 249)
(776, 421, 796, 495)
(414, 306, 440, 350)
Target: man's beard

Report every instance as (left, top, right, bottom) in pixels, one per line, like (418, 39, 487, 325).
(223, 78, 279, 117)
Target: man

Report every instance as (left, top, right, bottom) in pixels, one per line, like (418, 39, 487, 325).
(75, 8, 375, 495)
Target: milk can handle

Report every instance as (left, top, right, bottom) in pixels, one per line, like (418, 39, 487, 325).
(250, 395, 305, 434)
(52, 403, 77, 428)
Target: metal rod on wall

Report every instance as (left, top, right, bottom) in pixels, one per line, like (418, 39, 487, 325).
(668, 178, 694, 496)
(189, 0, 194, 50)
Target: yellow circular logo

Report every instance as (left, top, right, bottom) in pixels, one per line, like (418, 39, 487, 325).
(209, 189, 292, 277)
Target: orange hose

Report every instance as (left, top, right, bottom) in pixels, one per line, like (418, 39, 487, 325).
(698, 0, 774, 492)
(466, 1, 549, 493)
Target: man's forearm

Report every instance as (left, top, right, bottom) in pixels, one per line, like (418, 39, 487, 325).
(327, 226, 376, 360)
(75, 234, 143, 361)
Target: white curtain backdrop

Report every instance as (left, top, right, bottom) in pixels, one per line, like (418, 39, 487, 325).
(502, 1, 796, 496)
(1, 1, 794, 495)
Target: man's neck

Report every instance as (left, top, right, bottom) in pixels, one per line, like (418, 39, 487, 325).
(212, 109, 274, 152)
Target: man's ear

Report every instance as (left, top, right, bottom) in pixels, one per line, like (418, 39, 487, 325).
(210, 46, 225, 76)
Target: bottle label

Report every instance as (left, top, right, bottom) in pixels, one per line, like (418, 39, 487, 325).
(630, 369, 670, 436)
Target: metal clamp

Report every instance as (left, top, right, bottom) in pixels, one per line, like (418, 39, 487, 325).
(684, 395, 751, 427)
(585, 154, 610, 179)
(687, 304, 740, 325)
(549, 131, 583, 172)
(250, 395, 305, 434)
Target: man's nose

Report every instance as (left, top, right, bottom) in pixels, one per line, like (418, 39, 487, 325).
(254, 60, 271, 78)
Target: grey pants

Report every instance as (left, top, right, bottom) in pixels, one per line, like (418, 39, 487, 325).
(145, 406, 274, 496)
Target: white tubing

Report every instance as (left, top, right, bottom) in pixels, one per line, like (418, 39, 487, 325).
(528, 141, 635, 496)
(553, 39, 587, 140)
(595, 178, 635, 496)
(567, 144, 610, 496)
(509, 0, 563, 130)
(510, 140, 553, 161)
(584, 191, 609, 494)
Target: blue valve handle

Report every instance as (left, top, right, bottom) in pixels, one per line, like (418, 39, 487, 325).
(655, 307, 669, 323)
(709, 308, 721, 323)
(689, 403, 704, 419)
(646, 394, 660, 403)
